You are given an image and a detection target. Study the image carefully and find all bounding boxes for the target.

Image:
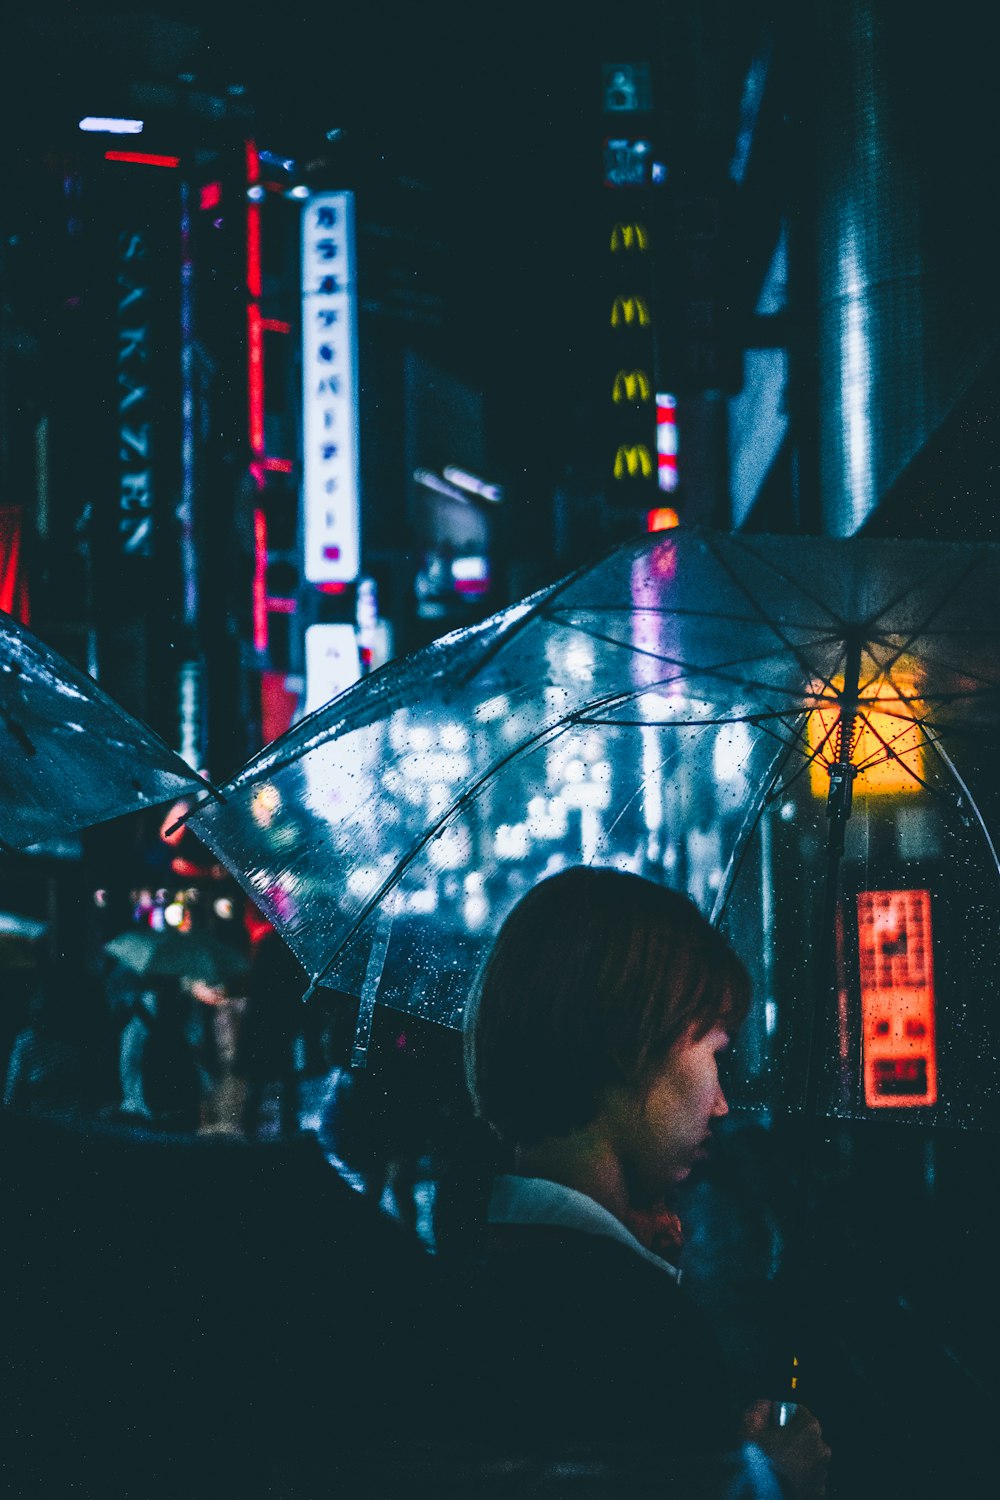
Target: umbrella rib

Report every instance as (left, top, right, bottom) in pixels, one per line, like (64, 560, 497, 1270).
(598, 741, 690, 851)
(711, 733, 806, 928)
(719, 533, 849, 631)
(927, 737, 1000, 880)
(849, 712, 926, 776)
(850, 714, 945, 794)
(548, 616, 835, 708)
(866, 555, 987, 647)
(860, 557, 989, 686)
(702, 534, 846, 698)
(160, 777, 229, 838)
(303, 717, 574, 996)
(762, 713, 842, 798)
(578, 707, 815, 729)
(454, 550, 613, 689)
(550, 603, 817, 629)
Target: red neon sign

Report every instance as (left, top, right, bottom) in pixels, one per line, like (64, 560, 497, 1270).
(252, 508, 268, 652)
(247, 304, 264, 456)
(857, 889, 939, 1108)
(246, 200, 262, 298)
(105, 150, 180, 168)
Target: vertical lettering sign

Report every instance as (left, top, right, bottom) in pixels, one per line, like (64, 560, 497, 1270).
(117, 229, 154, 555)
(301, 192, 360, 584)
(107, 166, 181, 572)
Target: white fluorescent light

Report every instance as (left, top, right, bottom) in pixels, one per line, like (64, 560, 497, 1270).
(442, 464, 504, 503)
(413, 468, 471, 504)
(79, 116, 144, 134)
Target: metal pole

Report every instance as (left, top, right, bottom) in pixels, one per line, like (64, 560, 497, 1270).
(783, 631, 862, 1405)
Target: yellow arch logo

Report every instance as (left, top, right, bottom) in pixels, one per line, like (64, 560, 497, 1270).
(612, 369, 652, 404)
(614, 444, 654, 480)
(610, 222, 649, 252)
(610, 295, 651, 328)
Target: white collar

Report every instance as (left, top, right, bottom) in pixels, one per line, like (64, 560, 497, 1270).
(487, 1174, 681, 1282)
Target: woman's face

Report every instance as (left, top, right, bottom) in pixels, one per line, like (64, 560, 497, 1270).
(603, 1023, 731, 1205)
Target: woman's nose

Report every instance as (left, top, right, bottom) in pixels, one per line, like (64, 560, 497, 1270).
(712, 1085, 729, 1119)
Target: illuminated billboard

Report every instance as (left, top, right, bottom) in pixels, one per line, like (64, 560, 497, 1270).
(301, 192, 360, 584)
(806, 671, 925, 796)
(857, 888, 939, 1108)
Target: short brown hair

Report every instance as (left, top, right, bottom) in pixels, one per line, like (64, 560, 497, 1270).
(464, 865, 750, 1148)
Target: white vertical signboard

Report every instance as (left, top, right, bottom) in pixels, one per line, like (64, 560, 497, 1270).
(303, 624, 362, 714)
(301, 192, 360, 583)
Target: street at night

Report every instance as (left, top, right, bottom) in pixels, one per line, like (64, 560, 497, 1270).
(1, 5, 998, 1497)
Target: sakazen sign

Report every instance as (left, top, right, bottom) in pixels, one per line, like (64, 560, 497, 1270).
(117, 230, 153, 556)
(301, 192, 360, 584)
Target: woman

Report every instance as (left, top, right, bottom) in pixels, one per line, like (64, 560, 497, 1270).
(458, 864, 830, 1499)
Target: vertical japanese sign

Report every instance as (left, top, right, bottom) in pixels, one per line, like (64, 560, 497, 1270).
(301, 191, 360, 584)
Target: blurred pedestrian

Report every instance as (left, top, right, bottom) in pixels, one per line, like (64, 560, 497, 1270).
(234, 922, 306, 1138)
(316, 1018, 440, 1235)
(457, 864, 832, 1498)
(4, 955, 118, 1117)
(111, 969, 202, 1132)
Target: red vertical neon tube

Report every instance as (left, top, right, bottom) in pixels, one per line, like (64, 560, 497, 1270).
(246, 200, 262, 298)
(247, 303, 265, 457)
(252, 508, 268, 652)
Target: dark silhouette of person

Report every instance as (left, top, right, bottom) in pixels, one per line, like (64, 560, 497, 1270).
(4, 956, 118, 1117)
(234, 923, 307, 1138)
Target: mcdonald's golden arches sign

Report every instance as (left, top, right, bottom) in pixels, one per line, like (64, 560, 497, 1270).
(610, 222, 649, 252)
(612, 369, 652, 404)
(614, 443, 654, 480)
(610, 294, 651, 328)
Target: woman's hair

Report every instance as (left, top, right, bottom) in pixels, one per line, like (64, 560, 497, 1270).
(464, 865, 750, 1149)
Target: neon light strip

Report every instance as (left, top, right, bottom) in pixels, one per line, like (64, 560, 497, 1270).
(246, 201, 262, 297)
(105, 151, 179, 167)
(264, 596, 297, 613)
(253, 508, 268, 651)
(179, 181, 198, 627)
(263, 457, 293, 472)
(80, 116, 143, 134)
(261, 318, 292, 333)
(245, 140, 260, 184)
(247, 304, 264, 455)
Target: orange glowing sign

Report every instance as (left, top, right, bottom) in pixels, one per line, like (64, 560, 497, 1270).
(806, 671, 925, 797)
(857, 889, 938, 1108)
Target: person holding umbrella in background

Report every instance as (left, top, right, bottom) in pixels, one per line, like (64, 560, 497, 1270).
(458, 864, 831, 1498)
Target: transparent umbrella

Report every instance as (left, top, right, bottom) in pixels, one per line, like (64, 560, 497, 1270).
(0, 608, 210, 851)
(186, 529, 1000, 1134)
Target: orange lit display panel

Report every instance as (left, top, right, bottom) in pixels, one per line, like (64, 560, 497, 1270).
(806, 674, 924, 797)
(857, 889, 938, 1108)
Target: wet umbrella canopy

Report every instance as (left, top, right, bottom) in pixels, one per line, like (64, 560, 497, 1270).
(189, 530, 1000, 1130)
(0, 609, 208, 851)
